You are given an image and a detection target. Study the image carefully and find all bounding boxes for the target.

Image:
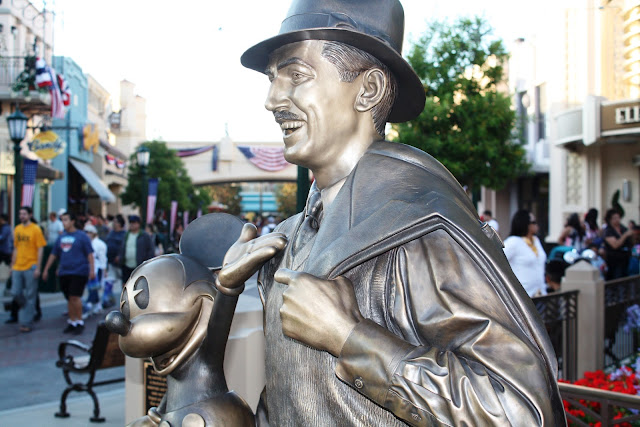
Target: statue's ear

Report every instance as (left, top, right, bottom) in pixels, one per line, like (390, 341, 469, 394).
(355, 68, 386, 113)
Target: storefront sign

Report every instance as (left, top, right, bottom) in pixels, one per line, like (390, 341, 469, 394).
(83, 124, 100, 153)
(616, 106, 640, 125)
(28, 131, 65, 159)
(602, 101, 640, 132)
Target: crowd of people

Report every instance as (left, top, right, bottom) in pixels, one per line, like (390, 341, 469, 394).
(3, 208, 287, 334)
(499, 206, 639, 298)
(3, 209, 166, 334)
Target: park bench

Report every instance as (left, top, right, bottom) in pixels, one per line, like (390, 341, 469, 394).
(54, 321, 125, 422)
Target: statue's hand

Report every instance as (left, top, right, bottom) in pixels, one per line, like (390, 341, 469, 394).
(216, 223, 287, 295)
(275, 268, 364, 357)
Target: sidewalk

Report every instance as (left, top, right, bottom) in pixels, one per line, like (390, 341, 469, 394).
(0, 271, 263, 426)
(0, 389, 125, 426)
(0, 269, 126, 426)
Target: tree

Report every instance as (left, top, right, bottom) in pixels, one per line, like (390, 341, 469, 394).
(393, 16, 528, 193)
(274, 183, 297, 217)
(206, 184, 243, 216)
(121, 140, 210, 217)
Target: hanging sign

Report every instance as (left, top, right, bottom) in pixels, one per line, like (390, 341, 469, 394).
(83, 124, 100, 153)
(28, 130, 65, 159)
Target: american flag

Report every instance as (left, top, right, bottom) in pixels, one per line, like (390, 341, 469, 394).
(146, 178, 159, 226)
(57, 74, 71, 106)
(35, 58, 52, 88)
(237, 146, 291, 172)
(49, 67, 66, 119)
(35, 58, 66, 119)
(170, 200, 178, 236)
(21, 159, 38, 207)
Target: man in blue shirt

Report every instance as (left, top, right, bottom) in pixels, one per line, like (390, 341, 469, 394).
(43, 212, 94, 334)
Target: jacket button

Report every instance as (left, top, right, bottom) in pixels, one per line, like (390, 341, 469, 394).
(354, 377, 364, 389)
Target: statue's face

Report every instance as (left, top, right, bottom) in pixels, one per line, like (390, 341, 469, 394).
(265, 40, 362, 170)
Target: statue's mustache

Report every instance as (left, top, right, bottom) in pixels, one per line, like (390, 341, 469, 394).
(274, 111, 302, 123)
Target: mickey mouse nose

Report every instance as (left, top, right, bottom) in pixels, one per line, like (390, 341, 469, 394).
(105, 310, 132, 336)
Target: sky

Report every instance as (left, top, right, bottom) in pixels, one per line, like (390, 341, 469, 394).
(50, 0, 554, 143)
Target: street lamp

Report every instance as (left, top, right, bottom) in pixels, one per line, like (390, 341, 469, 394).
(136, 145, 150, 228)
(6, 108, 28, 226)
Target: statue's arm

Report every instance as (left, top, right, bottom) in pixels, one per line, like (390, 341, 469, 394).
(335, 230, 563, 426)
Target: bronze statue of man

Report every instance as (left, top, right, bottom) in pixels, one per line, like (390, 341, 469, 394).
(219, 0, 566, 425)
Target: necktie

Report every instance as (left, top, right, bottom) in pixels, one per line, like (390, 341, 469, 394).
(292, 188, 323, 257)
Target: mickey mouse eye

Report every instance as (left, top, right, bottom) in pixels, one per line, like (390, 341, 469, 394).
(120, 286, 130, 319)
(133, 276, 150, 309)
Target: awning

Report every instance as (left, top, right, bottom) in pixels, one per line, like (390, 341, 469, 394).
(36, 162, 64, 181)
(69, 158, 116, 203)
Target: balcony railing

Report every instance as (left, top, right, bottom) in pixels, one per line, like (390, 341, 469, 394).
(0, 56, 31, 92)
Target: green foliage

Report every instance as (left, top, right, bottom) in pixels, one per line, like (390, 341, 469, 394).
(611, 189, 625, 218)
(121, 141, 210, 216)
(393, 16, 529, 191)
(206, 184, 243, 216)
(274, 183, 297, 218)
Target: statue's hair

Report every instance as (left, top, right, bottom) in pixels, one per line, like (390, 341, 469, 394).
(321, 41, 397, 135)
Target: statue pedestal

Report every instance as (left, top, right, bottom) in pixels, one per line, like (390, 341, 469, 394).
(124, 281, 265, 424)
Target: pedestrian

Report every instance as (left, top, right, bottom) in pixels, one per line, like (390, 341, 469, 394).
(558, 212, 586, 252)
(584, 208, 602, 248)
(105, 214, 126, 295)
(43, 211, 94, 334)
(119, 215, 154, 283)
(83, 223, 107, 314)
(482, 209, 499, 234)
(45, 211, 63, 246)
(0, 213, 13, 267)
(503, 209, 548, 297)
(260, 216, 277, 236)
(603, 208, 634, 280)
(11, 206, 46, 333)
(95, 214, 110, 241)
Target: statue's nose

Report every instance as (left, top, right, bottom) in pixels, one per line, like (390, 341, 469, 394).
(105, 310, 132, 336)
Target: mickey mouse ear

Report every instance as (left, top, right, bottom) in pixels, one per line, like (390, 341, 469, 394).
(179, 213, 244, 270)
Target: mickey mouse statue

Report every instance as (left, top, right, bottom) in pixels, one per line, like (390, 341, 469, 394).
(105, 213, 286, 427)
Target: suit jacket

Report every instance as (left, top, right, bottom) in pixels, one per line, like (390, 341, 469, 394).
(119, 231, 154, 268)
(259, 140, 565, 426)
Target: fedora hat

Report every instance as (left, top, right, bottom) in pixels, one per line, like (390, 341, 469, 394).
(241, 0, 425, 123)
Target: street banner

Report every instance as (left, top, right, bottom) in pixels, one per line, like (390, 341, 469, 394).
(237, 145, 291, 171)
(183, 210, 189, 229)
(147, 178, 158, 226)
(21, 159, 38, 207)
(170, 200, 178, 237)
(197, 207, 202, 218)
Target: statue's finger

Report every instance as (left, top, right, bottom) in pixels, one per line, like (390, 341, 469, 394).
(237, 223, 258, 243)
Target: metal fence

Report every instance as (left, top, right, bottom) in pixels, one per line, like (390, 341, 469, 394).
(532, 290, 579, 381)
(603, 274, 640, 368)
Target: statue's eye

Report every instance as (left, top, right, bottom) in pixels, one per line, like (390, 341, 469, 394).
(133, 277, 150, 310)
(120, 286, 130, 319)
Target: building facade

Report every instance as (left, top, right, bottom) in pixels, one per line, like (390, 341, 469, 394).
(549, 0, 640, 240)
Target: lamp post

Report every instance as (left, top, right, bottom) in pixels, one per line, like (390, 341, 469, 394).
(136, 145, 150, 228)
(6, 109, 28, 226)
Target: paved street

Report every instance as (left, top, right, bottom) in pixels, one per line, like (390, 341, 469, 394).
(0, 270, 262, 426)
(0, 267, 126, 426)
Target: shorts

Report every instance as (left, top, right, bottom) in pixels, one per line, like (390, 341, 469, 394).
(59, 274, 88, 299)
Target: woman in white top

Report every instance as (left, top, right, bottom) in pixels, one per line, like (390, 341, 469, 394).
(503, 209, 547, 297)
